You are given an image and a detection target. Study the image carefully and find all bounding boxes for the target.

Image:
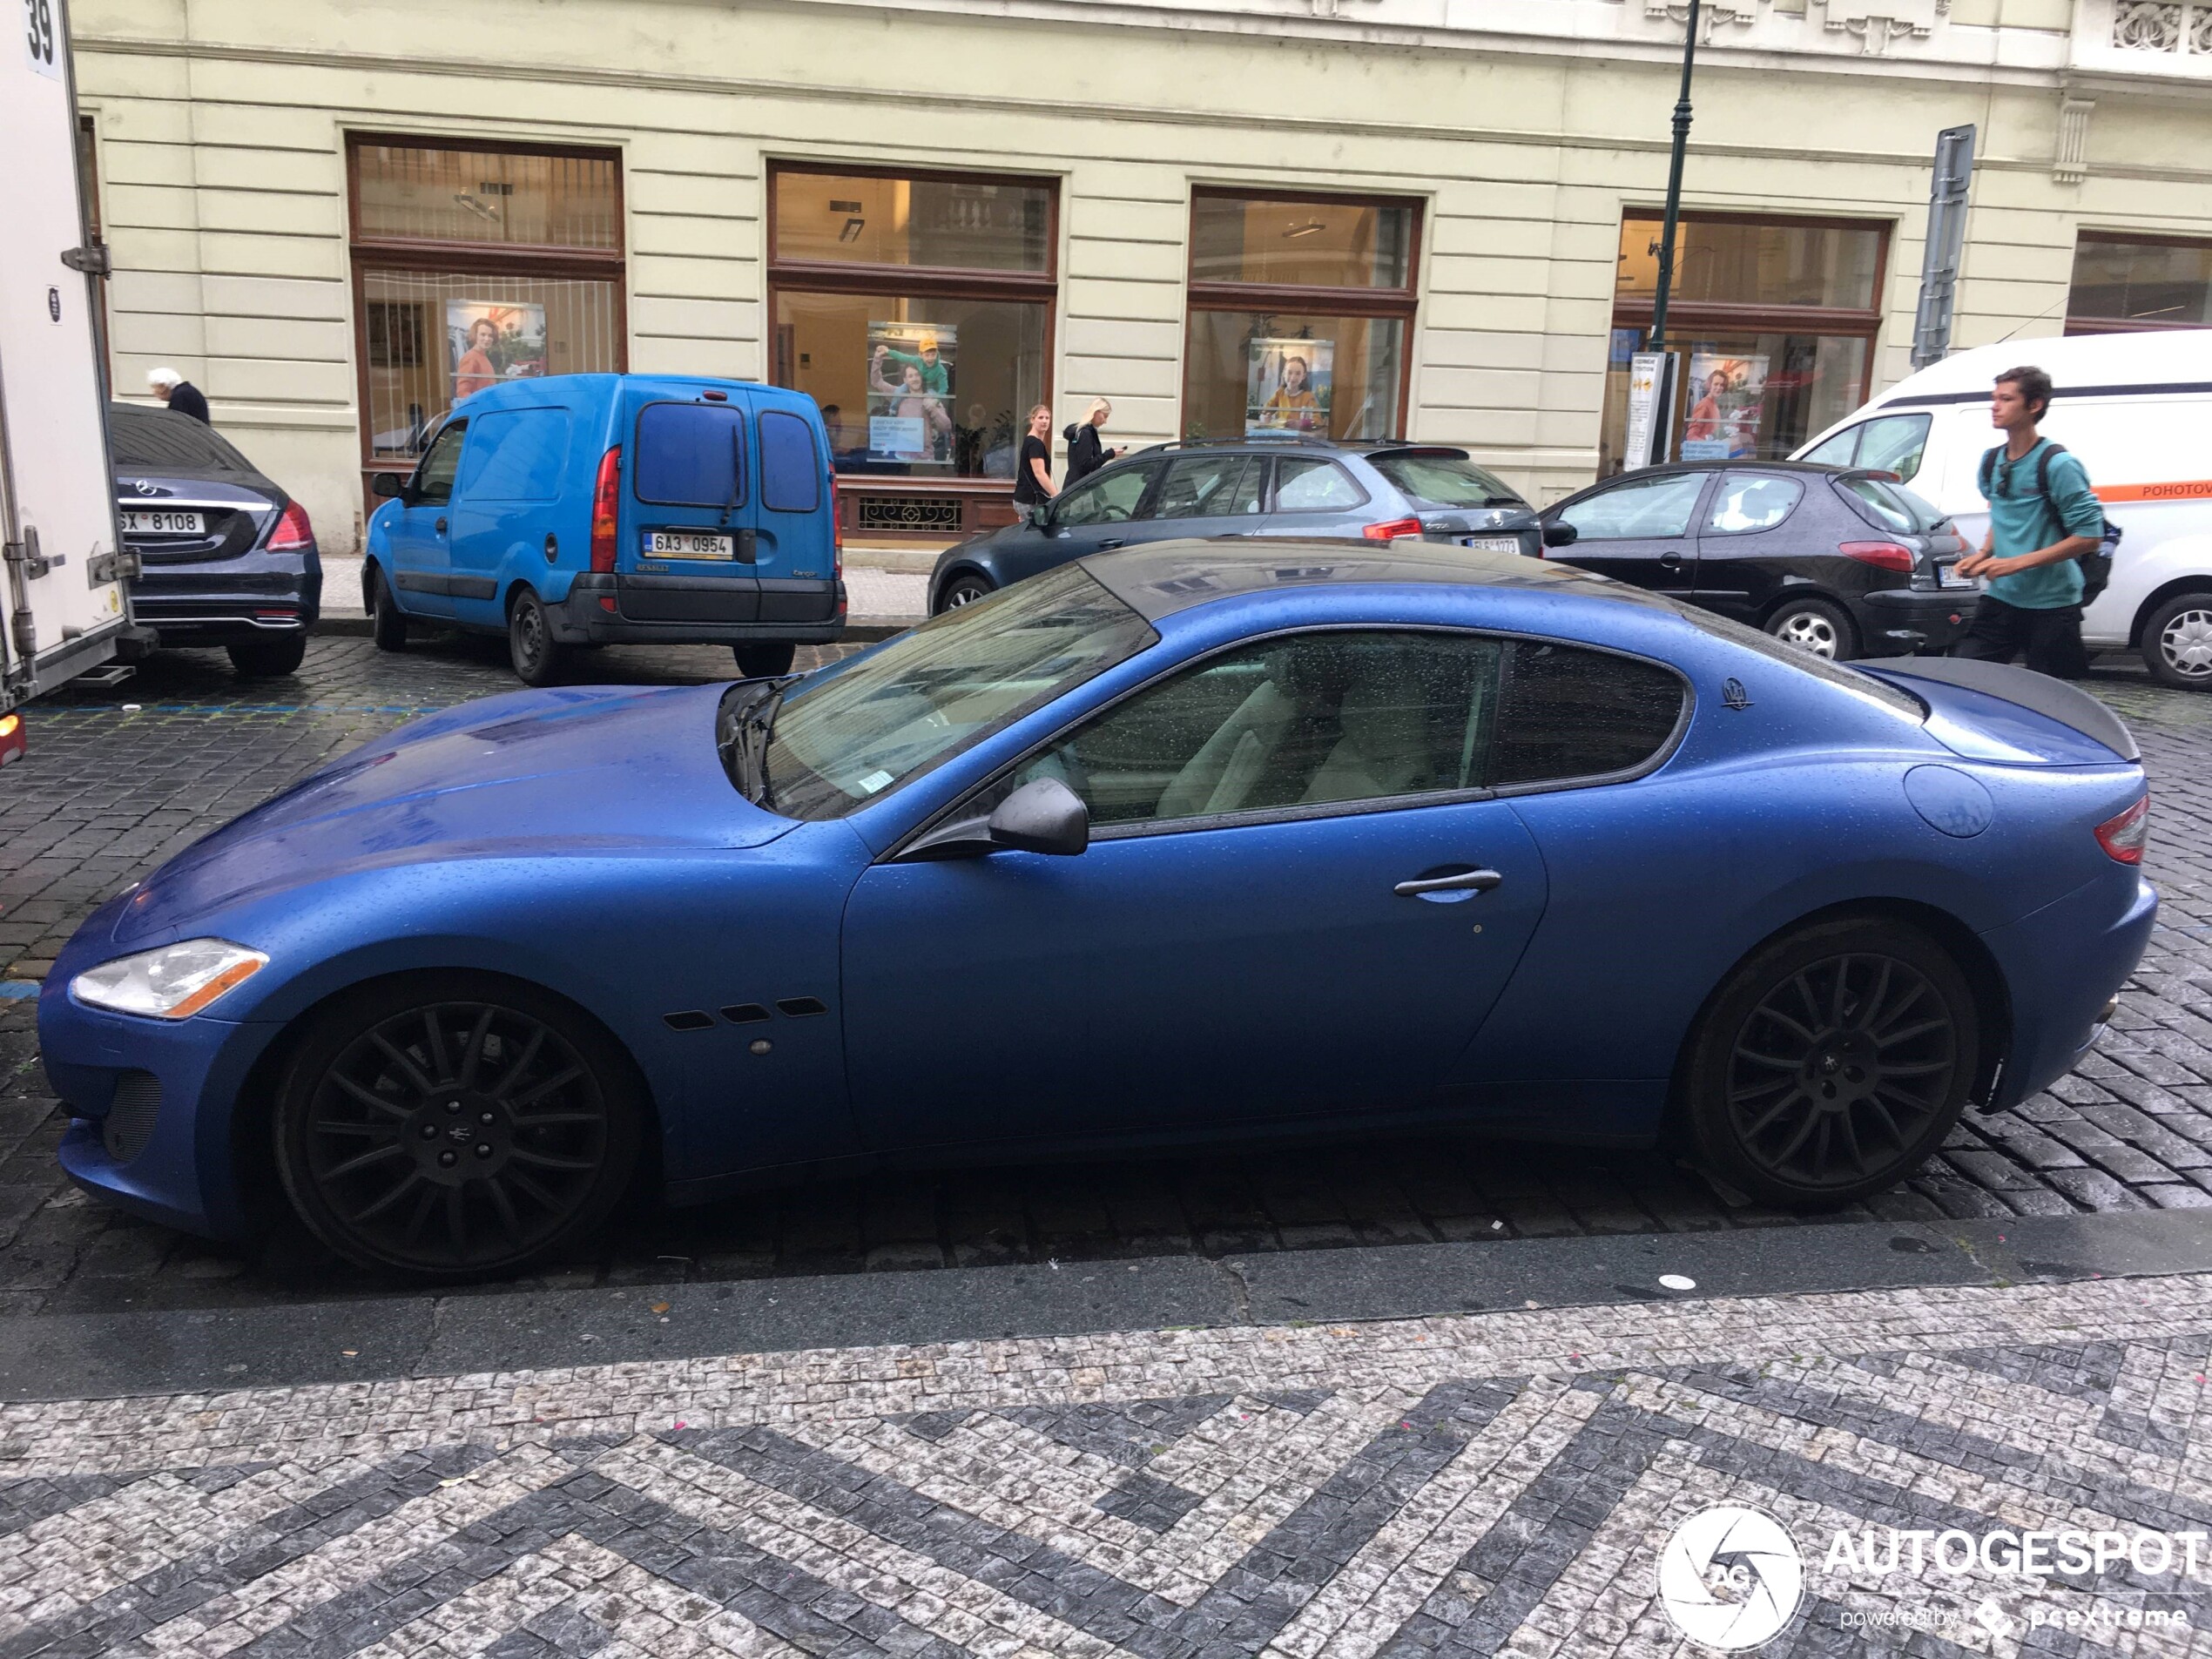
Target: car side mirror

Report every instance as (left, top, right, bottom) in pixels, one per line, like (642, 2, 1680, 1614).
(371, 472, 406, 500)
(1541, 521, 1579, 548)
(901, 778, 1090, 861)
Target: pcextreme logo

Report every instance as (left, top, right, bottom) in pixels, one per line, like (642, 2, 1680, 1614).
(1656, 1504, 1805, 1650)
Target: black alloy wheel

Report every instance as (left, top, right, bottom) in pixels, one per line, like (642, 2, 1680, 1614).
(508, 588, 567, 686)
(368, 563, 408, 652)
(227, 634, 307, 678)
(733, 642, 797, 678)
(937, 573, 993, 614)
(1681, 918, 1977, 1207)
(1764, 596, 1858, 661)
(274, 978, 641, 1276)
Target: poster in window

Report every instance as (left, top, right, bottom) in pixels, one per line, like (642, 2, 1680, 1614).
(447, 301, 547, 402)
(1681, 352, 1768, 460)
(1246, 337, 1332, 435)
(867, 321, 955, 464)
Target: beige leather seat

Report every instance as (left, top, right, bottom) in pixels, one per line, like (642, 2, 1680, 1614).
(1154, 678, 1297, 819)
(1300, 671, 1431, 803)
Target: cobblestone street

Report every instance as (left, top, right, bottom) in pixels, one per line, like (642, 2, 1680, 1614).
(0, 637, 2209, 1314)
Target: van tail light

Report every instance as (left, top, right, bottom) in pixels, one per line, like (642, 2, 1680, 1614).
(266, 501, 314, 551)
(1840, 540, 1915, 573)
(590, 446, 622, 573)
(1363, 516, 1423, 541)
(2095, 794, 2148, 864)
(831, 469, 843, 580)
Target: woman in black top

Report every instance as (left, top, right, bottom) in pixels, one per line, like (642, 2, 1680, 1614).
(1063, 397, 1123, 486)
(1013, 404, 1055, 512)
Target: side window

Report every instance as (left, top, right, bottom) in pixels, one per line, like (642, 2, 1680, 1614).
(635, 402, 746, 508)
(1273, 457, 1365, 514)
(1150, 454, 1255, 520)
(455, 408, 570, 503)
(1055, 463, 1156, 527)
(1856, 414, 1931, 482)
(1012, 630, 1504, 827)
(1704, 473, 1804, 535)
(1224, 456, 1267, 516)
(410, 421, 468, 507)
(759, 410, 822, 513)
(1488, 641, 1683, 787)
(1555, 473, 1705, 540)
(1800, 425, 1861, 467)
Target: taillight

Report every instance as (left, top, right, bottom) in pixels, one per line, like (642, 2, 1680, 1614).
(1363, 516, 1424, 542)
(0, 711, 23, 768)
(2095, 794, 2148, 864)
(831, 469, 843, 580)
(590, 446, 622, 573)
(1840, 540, 1915, 573)
(266, 501, 313, 550)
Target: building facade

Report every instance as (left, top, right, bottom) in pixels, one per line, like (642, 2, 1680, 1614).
(67, 0, 2212, 551)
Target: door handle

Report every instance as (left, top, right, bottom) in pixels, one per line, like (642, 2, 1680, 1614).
(1099, 538, 1126, 550)
(435, 517, 448, 535)
(1393, 868, 1503, 897)
(1657, 551, 1683, 570)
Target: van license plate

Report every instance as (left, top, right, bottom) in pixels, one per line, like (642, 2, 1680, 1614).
(120, 510, 206, 536)
(1460, 536, 1521, 554)
(645, 531, 734, 559)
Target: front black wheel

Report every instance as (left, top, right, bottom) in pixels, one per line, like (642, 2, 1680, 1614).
(732, 642, 797, 678)
(227, 635, 307, 678)
(273, 976, 643, 1276)
(2141, 590, 2212, 690)
(1680, 918, 1978, 1208)
(508, 588, 567, 686)
(368, 563, 408, 652)
(935, 573, 994, 614)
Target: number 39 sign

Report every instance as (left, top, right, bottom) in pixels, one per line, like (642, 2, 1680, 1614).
(24, 0, 61, 78)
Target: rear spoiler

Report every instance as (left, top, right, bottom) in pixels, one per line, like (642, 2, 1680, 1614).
(1857, 656, 2139, 762)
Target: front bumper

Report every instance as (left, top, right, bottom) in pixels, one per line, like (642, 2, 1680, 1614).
(1980, 870, 2157, 1113)
(1858, 586, 1977, 654)
(549, 572, 847, 647)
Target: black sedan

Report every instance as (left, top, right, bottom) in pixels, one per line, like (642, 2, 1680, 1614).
(1539, 460, 1975, 660)
(109, 403, 321, 678)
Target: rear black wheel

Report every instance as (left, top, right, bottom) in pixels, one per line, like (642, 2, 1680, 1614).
(936, 573, 994, 614)
(273, 976, 643, 1277)
(1680, 917, 1977, 1208)
(508, 588, 567, 686)
(227, 635, 307, 678)
(368, 563, 408, 652)
(732, 642, 797, 678)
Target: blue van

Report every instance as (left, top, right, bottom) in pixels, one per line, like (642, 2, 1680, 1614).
(365, 374, 843, 685)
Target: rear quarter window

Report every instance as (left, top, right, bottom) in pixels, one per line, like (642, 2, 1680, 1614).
(1488, 641, 1684, 786)
(759, 410, 822, 513)
(456, 408, 570, 502)
(635, 402, 746, 508)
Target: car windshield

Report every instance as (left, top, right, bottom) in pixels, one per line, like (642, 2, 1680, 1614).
(733, 563, 1158, 819)
(1370, 454, 1521, 509)
(107, 404, 259, 476)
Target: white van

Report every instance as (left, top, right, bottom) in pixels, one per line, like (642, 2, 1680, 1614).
(1794, 331, 2212, 689)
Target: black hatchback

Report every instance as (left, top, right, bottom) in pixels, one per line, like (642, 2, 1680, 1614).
(1538, 461, 1977, 660)
(109, 403, 321, 678)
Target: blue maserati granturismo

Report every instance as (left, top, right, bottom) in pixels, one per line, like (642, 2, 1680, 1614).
(39, 543, 2155, 1277)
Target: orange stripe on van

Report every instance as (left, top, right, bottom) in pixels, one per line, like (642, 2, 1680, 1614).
(2094, 481, 2212, 502)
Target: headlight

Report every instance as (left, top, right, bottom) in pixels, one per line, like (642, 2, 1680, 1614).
(71, 939, 268, 1019)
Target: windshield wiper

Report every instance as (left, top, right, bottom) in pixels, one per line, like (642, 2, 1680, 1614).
(716, 675, 799, 806)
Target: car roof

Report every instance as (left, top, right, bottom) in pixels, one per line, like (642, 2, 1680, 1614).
(1866, 328, 2212, 407)
(1079, 537, 1675, 624)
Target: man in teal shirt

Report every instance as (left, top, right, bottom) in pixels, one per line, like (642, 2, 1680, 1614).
(1950, 364, 2105, 678)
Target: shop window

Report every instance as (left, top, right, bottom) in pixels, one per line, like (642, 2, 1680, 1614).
(348, 138, 624, 497)
(1601, 213, 1889, 475)
(769, 165, 1057, 489)
(1182, 192, 1420, 443)
(2066, 234, 2212, 333)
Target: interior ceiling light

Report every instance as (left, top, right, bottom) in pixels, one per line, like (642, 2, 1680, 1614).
(1283, 220, 1327, 239)
(838, 217, 866, 242)
(451, 192, 502, 223)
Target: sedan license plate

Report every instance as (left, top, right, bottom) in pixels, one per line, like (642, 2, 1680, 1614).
(644, 530, 734, 560)
(1460, 535, 1523, 554)
(120, 509, 206, 536)
(1938, 563, 1979, 590)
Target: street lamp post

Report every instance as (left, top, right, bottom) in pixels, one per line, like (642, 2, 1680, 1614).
(1647, 0, 1703, 361)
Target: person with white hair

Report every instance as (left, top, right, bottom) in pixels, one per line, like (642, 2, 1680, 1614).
(1062, 397, 1122, 486)
(147, 368, 210, 425)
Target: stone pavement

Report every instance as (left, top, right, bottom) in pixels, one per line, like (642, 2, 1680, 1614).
(0, 639, 2209, 1314)
(4, 1270, 2212, 1655)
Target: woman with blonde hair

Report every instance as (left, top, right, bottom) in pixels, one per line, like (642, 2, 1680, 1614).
(1063, 397, 1123, 486)
(1013, 404, 1055, 514)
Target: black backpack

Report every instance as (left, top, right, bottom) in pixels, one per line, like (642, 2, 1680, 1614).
(1977, 442, 2121, 604)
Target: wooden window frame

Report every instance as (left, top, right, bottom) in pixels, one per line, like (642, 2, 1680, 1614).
(1182, 187, 1425, 442)
(765, 160, 1061, 530)
(2065, 230, 2212, 334)
(346, 133, 628, 502)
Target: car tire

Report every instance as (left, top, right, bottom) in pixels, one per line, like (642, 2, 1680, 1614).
(368, 563, 408, 652)
(2140, 590, 2212, 690)
(1764, 597, 1858, 661)
(226, 635, 307, 678)
(508, 588, 567, 686)
(1678, 916, 1979, 1210)
(936, 573, 994, 614)
(732, 642, 797, 678)
(272, 974, 644, 1278)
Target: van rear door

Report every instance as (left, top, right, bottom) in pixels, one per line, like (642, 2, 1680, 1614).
(624, 392, 760, 624)
(753, 406, 837, 624)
